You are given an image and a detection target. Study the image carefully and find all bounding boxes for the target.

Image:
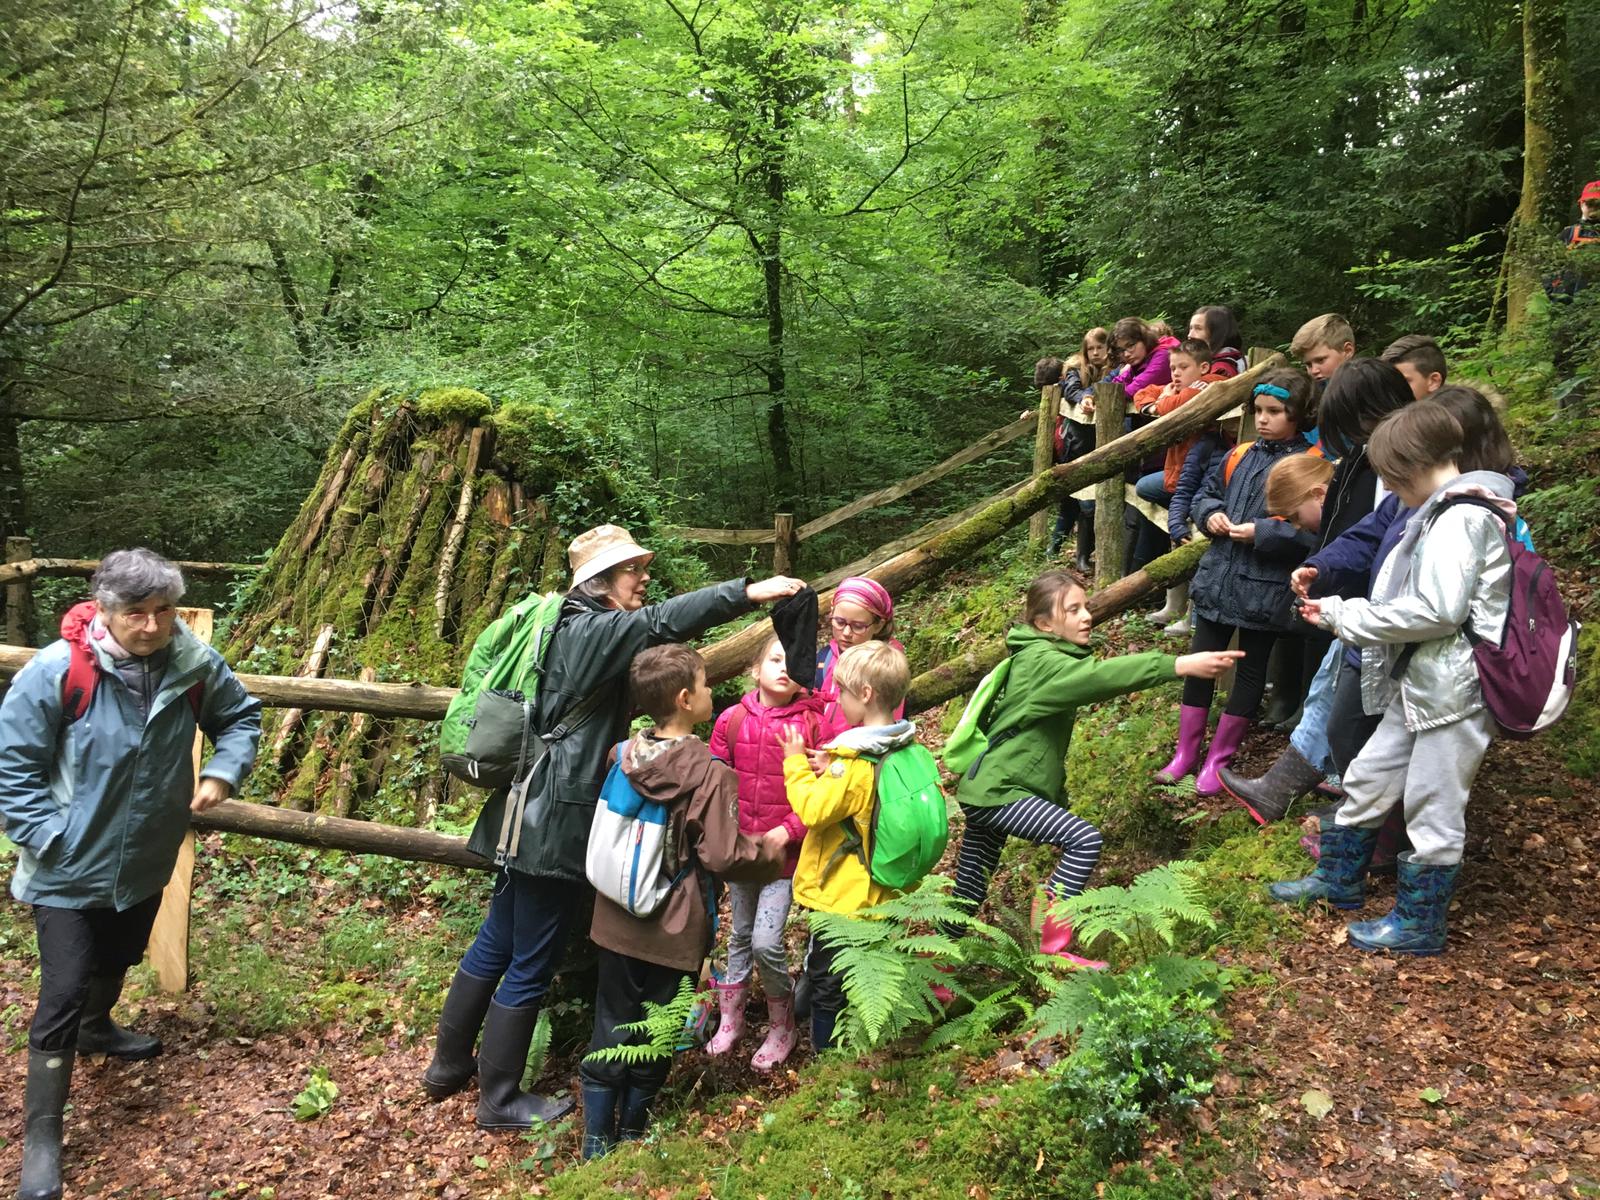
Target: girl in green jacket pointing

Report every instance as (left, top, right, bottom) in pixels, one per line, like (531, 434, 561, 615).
(952, 570, 1240, 966)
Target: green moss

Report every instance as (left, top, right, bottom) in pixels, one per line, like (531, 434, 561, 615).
(417, 387, 493, 423)
(1559, 621, 1600, 777)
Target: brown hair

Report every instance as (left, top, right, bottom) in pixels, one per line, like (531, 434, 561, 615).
(1068, 328, 1110, 388)
(1265, 453, 1335, 519)
(1427, 386, 1514, 474)
(1290, 313, 1356, 358)
(1171, 337, 1213, 365)
(1023, 569, 1090, 629)
(1367, 403, 1463, 489)
(1253, 367, 1316, 430)
(749, 633, 785, 671)
(1112, 317, 1156, 357)
(833, 641, 910, 712)
(630, 643, 705, 722)
(1380, 334, 1447, 385)
(1034, 357, 1064, 388)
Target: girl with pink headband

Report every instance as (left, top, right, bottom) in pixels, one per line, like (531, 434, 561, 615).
(815, 577, 905, 741)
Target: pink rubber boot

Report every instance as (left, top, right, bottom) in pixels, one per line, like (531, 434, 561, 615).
(1155, 705, 1210, 784)
(1194, 713, 1251, 796)
(705, 981, 747, 1057)
(1033, 892, 1107, 970)
(750, 995, 799, 1072)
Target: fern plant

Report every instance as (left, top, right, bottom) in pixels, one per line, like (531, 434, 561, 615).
(925, 900, 1066, 1051)
(808, 875, 991, 1053)
(1047, 859, 1215, 959)
(582, 977, 697, 1067)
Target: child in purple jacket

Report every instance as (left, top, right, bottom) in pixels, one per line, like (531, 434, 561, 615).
(705, 635, 824, 1071)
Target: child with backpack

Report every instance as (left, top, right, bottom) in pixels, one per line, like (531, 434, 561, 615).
(780, 640, 944, 1050)
(1269, 401, 1538, 954)
(1156, 369, 1320, 795)
(580, 644, 785, 1158)
(815, 577, 904, 741)
(950, 570, 1241, 967)
(1055, 328, 1112, 571)
(702, 636, 824, 1071)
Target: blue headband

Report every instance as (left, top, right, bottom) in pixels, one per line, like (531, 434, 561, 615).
(1253, 383, 1292, 401)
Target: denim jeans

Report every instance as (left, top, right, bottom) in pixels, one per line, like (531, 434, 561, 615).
(1289, 641, 1340, 775)
(459, 868, 580, 1008)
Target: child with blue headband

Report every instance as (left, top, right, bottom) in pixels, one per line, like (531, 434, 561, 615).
(1155, 367, 1322, 795)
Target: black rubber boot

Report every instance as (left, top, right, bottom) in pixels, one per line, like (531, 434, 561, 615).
(475, 1001, 575, 1130)
(421, 969, 497, 1100)
(616, 1085, 658, 1142)
(581, 1085, 620, 1159)
(76, 973, 161, 1061)
(1259, 645, 1304, 731)
(19, 1047, 73, 1200)
(1219, 744, 1326, 824)
(1074, 513, 1095, 576)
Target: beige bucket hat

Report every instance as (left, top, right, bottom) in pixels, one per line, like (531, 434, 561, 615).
(568, 524, 655, 587)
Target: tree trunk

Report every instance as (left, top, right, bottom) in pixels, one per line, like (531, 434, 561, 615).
(1502, 0, 1574, 334)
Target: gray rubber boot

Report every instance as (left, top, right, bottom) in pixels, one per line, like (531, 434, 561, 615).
(475, 1002, 575, 1130)
(19, 1047, 73, 1200)
(75, 973, 161, 1061)
(421, 969, 497, 1100)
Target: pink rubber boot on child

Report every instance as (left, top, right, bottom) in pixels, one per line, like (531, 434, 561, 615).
(706, 981, 747, 1057)
(1033, 892, 1107, 970)
(750, 995, 799, 1072)
(1155, 704, 1209, 784)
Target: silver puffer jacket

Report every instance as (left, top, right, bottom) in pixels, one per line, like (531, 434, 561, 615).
(1318, 471, 1515, 732)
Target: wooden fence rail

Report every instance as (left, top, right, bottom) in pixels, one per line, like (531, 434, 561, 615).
(0, 555, 261, 586)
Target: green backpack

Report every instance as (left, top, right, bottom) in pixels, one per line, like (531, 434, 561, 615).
(825, 743, 949, 892)
(939, 658, 1014, 777)
(441, 592, 577, 789)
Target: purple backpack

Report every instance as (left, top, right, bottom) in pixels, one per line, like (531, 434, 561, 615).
(1394, 496, 1579, 739)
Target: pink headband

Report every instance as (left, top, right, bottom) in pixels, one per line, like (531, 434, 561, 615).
(833, 576, 893, 621)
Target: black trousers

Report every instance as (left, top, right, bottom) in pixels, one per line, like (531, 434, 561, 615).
(1326, 659, 1384, 777)
(580, 948, 692, 1092)
(31, 893, 163, 1052)
(1181, 618, 1279, 717)
(802, 931, 846, 1050)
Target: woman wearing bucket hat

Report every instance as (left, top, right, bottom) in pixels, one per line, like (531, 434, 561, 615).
(423, 524, 802, 1131)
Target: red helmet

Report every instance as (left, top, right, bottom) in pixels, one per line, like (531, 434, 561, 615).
(1582, 180, 1600, 204)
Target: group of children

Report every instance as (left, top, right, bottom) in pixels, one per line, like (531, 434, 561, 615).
(579, 312, 1531, 1154)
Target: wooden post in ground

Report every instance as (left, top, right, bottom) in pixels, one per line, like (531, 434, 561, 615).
(150, 606, 211, 993)
(1028, 384, 1060, 547)
(3, 537, 34, 647)
(1092, 381, 1127, 589)
(773, 512, 795, 575)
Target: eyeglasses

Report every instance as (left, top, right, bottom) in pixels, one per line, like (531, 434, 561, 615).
(115, 607, 176, 629)
(615, 561, 649, 576)
(830, 614, 878, 634)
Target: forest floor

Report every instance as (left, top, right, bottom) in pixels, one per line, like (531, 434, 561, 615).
(0, 716, 1594, 1199)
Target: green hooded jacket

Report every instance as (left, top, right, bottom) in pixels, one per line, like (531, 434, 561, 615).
(954, 624, 1176, 810)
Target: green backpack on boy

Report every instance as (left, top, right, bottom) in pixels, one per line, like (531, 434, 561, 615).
(940, 658, 1014, 777)
(825, 744, 949, 892)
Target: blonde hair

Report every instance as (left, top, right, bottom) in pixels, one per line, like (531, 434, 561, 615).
(750, 633, 784, 671)
(1068, 327, 1110, 388)
(833, 641, 910, 711)
(1290, 313, 1355, 358)
(1265, 453, 1335, 518)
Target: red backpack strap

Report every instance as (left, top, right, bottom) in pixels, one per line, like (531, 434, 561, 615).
(721, 704, 749, 764)
(187, 680, 205, 723)
(61, 641, 100, 724)
(1221, 441, 1253, 487)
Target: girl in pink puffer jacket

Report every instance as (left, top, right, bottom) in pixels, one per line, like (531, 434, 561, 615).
(704, 635, 824, 1071)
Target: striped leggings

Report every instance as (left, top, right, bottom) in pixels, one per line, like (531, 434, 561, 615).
(953, 796, 1104, 913)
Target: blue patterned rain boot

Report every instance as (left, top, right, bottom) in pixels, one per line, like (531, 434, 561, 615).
(1347, 853, 1460, 956)
(1267, 819, 1379, 910)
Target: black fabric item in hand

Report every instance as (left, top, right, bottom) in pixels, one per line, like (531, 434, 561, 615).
(769, 586, 820, 688)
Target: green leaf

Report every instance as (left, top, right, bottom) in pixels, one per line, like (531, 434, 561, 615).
(471, 1155, 490, 1170)
(1300, 1088, 1335, 1119)
(1419, 1086, 1445, 1105)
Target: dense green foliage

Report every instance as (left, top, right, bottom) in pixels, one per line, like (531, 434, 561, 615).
(5, 0, 1597, 580)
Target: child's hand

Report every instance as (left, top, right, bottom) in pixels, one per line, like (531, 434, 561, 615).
(1291, 565, 1318, 597)
(1227, 522, 1256, 542)
(1173, 534, 1190, 547)
(1175, 650, 1247, 679)
(1297, 598, 1325, 626)
(1082, 395, 1095, 417)
(777, 724, 807, 759)
(805, 747, 830, 775)
(1206, 512, 1232, 536)
(762, 826, 792, 852)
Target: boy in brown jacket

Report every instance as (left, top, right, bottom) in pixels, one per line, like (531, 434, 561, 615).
(580, 644, 785, 1158)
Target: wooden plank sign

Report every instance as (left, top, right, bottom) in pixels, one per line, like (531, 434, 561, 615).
(150, 606, 211, 994)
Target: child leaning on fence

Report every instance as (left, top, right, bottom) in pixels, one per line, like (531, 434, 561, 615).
(579, 644, 784, 1159)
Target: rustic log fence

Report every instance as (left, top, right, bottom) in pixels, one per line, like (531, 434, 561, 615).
(0, 351, 1283, 991)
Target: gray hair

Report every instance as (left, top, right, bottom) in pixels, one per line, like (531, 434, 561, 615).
(91, 548, 187, 611)
(570, 565, 620, 604)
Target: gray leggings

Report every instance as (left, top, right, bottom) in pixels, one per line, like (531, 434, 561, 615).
(722, 877, 793, 997)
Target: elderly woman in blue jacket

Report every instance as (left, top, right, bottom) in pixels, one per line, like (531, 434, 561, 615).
(0, 548, 262, 1200)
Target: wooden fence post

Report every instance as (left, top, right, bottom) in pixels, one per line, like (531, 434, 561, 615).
(1028, 384, 1060, 547)
(773, 512, 795, 575)
(150, 606, 211, 993)
(1092, 381, 1127, 589)
(4, 536, 34, 647)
